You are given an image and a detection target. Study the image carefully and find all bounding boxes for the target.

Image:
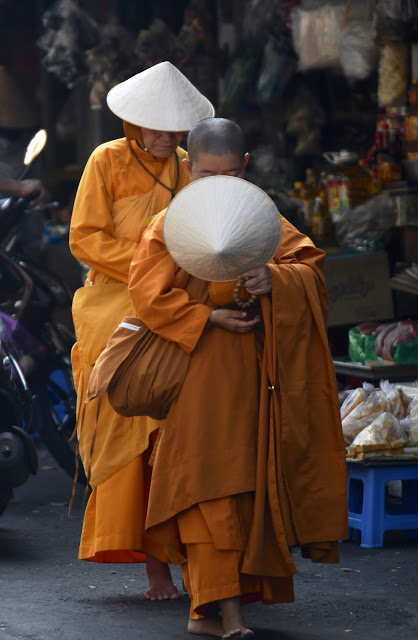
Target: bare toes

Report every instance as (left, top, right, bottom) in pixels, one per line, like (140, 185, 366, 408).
(223, 631, 255, 640)
(145, 584, 180, 601)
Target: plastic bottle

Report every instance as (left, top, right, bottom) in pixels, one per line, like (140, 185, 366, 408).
(338, 176, 350, 211)
(311, 196, 327, 243)
(300, 169, 319, 229)
(326, 173, 340, 217)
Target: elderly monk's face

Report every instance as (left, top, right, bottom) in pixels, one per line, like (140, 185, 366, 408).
(141, 128, 186, 158)
(182, 152, 250, 181)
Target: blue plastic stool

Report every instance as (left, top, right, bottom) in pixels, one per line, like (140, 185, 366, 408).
(347, 459, 418, 548)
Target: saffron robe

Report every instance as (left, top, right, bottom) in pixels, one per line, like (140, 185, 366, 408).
(128, 210, 348, 600)
(70, 132, 189, 562)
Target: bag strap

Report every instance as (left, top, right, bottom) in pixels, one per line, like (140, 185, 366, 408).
(67, 396, 102, 516)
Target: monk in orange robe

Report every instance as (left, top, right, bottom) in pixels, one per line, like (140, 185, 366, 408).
(128, 118, 348, 637)
(69, 62, 214, 599)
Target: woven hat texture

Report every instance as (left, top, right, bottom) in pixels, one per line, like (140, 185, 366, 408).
(107, 61, 214, 131)
(163, 175, 281, 281)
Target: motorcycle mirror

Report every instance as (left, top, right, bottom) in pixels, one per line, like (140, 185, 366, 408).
(23, 129, 47, 166)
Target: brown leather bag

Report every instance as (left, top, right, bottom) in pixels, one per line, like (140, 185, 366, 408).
(86, 317, 190, 420)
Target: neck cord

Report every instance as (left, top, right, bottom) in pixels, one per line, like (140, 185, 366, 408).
(127, 139, 179, 199)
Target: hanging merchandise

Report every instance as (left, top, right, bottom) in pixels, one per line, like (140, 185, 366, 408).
(291, 1, 346, 72)
(339, 1, 378, 81)
(256, 34, 297, 105)
(243, 0, 301, 46)
(86, 25, 139, 109)
(0, 66, 40, 129)
(285, 82, 325, 156)
(136, 19, 187, 70)
(375, 0, 418, 44)
(378, 43, 409, 107)
(220, 48, 261, 116)
(37, 0, 100, 89)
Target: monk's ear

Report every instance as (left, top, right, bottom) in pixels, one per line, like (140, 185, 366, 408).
(244, 153, 250, 168)
(182, 158, 192, 178)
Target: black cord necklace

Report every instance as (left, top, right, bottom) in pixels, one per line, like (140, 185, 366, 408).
(127, 139, 180, 199)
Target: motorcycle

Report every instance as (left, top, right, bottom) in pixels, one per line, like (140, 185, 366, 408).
(0, 314, 37, 515)
(0, 130, 84, 485)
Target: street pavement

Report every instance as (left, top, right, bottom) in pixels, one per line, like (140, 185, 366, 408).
(0, 445, 417, 640)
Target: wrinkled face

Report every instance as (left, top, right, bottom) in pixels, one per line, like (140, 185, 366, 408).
(182, 152, 250, 181)
(140, 128, 186, 158)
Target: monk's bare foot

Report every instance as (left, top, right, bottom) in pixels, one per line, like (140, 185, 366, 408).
(145, 555, 180, 600)
(219, 597, 255, 639)
(187, 617, 224, 637)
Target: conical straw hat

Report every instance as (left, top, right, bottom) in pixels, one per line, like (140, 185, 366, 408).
(163, 176, 281, 282)
(0, 66, 39, 128)
(107, 61, 214, 131)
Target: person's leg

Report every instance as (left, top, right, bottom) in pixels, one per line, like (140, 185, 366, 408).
(182, 561, 224, 637)
(183, 542, 254, 638)
(146, 555, 179, 600)
(178, 495, 294, 637)
(79, 455, 179, 599)
(219, 597, 254, 639)
(144, 433, 180, 600)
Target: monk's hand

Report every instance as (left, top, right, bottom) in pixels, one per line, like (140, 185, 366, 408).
(240, 265, 272, 295)
(207, 308, 261, 333)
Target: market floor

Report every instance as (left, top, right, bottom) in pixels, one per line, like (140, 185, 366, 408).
(0, 446, 417, 640)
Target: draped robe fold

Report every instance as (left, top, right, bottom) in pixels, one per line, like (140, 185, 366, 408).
(69, 135, 189, 562)
(128, 211, 348, 608)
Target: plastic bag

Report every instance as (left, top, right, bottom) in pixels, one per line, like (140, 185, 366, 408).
(380, 380, 408, 419)
(351, 412, 407, 446)
(400, 393, 418, 445)
(378, 43, 409, 108)
(333, 192, 396, 253)
(340, 382, 374, 421)
(348, 327, 378, 363)
(401, 394, 418, 445)
(291, 2, 345, 71)
(256, 35, 297, 105)
(220, 48, 261, 115)
(339, 20, 378, 81)
(342, 388, 389, 444)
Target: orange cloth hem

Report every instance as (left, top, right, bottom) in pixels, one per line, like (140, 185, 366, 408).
(79, 451, 169, 564)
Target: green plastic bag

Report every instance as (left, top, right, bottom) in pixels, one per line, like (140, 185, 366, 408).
(392, 339, 418, 364)
(348, 328, 377, 363)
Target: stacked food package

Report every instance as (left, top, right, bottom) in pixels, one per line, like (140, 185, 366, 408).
(341, 380, 418, 459)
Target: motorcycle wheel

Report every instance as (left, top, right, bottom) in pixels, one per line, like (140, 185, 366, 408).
(0, 487, 12, 516)
(30, 358, 86, 486)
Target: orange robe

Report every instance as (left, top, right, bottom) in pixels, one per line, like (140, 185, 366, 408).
(128, 211, 348, 614)
(70, 127, 189, 562)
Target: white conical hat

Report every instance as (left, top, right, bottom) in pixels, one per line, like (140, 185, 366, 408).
(106, 61, 215, 131)
(163, 176, 281, 282)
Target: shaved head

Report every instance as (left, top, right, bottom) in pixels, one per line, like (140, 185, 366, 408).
(187, 118, 245, 163)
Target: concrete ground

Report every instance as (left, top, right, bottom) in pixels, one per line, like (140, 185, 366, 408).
(0, 446, 417, 640)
